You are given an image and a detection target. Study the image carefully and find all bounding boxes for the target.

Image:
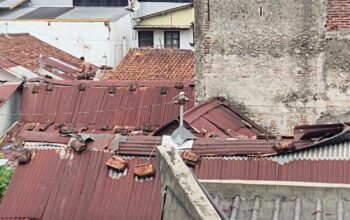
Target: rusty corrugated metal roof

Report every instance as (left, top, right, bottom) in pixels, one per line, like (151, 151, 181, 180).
(154, 97, 269, 138)
(195, 158, 350, 183)
(0, 82, 21, 106)
(0, 150, 161, 220)
(1, 150, 350, 219)
(19, 79, 195, 131)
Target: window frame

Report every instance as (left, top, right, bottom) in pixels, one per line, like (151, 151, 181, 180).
(164, 31, 180, 49)
(138, 31, 154, 48)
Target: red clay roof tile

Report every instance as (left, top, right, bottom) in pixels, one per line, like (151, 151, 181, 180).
(103, 48, 194, 81)
(0, 33, 82, 72)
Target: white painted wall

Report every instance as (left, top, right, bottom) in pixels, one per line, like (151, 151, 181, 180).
(0, 91, 20, 137)
(30, 0, 73, 7)
(151, 28, 194, 50)
(0, 15, 133, 67)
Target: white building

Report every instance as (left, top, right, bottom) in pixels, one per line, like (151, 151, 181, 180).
(0, 2, 193, 67)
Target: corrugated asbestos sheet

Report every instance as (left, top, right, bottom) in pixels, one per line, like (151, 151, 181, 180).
(155, 97, 269, 138)
(0, 82, 21, 106)
(0, 150, 161, 220)
(20, 80, 194, 130)
(270, 141, 350, 163)
(18, 7, 74, 19)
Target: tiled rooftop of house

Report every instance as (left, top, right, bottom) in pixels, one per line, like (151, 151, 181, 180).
(0, 33, 82, 73)
(103, 48, 194, 81)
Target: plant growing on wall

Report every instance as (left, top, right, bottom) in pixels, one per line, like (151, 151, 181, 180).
(0, 153, 13, 200)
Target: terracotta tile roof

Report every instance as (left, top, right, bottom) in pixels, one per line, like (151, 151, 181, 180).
(103, 48, 194, 81)
(0, 33, 82, 72)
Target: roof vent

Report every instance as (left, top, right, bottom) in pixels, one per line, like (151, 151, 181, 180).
(108, 86, 116, 95)
(78, 83, 85, 91)
(160, 86, 168, 95)
(106, 156, 128, 172)
(129, 83, 137, 91)
(134, 163, 155, 178)
(32, 85, 40, 93)
(45, 83, 54, 91)
(175, 82, 184, 89)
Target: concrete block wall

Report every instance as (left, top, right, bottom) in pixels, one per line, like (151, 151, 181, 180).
(195, 0, 350, 134)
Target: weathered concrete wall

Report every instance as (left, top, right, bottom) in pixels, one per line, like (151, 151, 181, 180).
(201, 180, 350, 219)
(157, 145, 220, 220)
(195, 0, 350, 134)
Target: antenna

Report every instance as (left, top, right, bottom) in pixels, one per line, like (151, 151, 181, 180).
(125, 0, 140, 12)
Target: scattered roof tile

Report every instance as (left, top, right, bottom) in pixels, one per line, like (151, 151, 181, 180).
(103, 48, 194, 81)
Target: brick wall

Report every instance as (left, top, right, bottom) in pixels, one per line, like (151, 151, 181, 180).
(327, 0, 350, 31)
(195, 0, 350, 134)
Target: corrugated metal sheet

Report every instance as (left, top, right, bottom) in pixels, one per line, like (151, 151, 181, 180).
(155, 97, 269, 138)
(40, 56, 80, 74)
(20, 80, 195, 130)
(0, 150, 161, 220)
(0, 82, 21, 106)
(2, 150, 350, 219)
(270, 141, 350, 163)
(195, 158, 350, 184)
(0, 57, 18, 68)
(56, 7, 128, 21)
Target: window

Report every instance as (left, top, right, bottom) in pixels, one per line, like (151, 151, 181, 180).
(138, 31, 154, 48)
(164, 31, 180, 49)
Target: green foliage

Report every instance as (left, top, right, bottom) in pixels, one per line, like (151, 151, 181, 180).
(0, 154, 13, 200)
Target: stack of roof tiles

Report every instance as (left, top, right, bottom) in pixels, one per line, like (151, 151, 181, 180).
(103, 48, 194, 81)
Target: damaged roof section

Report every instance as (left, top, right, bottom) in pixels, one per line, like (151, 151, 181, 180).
(154, 97, 270, 138)
(18, 79, 195, 133)
(103, 48, 194, 81)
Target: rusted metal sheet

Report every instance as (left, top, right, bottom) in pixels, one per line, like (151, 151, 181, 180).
(154, 97, 269, 138)
(293, 123, 345, 140)
(195, 158, 350, 184)
(0, 82, 21, 106)
(0, 150, 162, 220)
(19, 80, 195, 131)
(0, 56, 18, 69)
(2, 151, 350, 219)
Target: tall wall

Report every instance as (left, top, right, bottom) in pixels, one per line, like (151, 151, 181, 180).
(195, 0, 350, 134)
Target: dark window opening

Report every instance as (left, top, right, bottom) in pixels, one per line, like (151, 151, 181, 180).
(259, 7, 263, 17)
(138, 31, 154, 48)
(164, 31, 180, 49)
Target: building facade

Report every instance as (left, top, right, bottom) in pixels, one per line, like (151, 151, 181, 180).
(195, 0, 350, 134)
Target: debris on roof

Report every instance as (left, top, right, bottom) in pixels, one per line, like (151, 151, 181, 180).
(154, 97, 270, 138)
(103, 48, 194, 81)
(0, 150, 162, 220)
